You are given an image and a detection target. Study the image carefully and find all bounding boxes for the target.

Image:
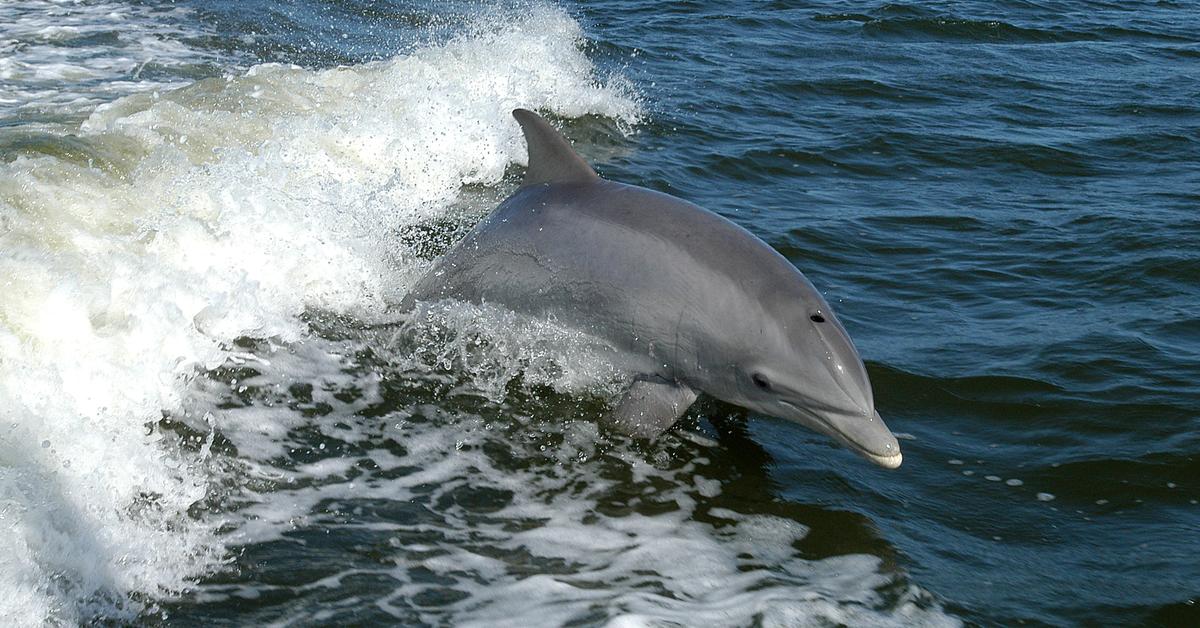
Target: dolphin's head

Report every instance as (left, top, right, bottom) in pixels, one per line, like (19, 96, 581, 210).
(710, 288, 902, 469)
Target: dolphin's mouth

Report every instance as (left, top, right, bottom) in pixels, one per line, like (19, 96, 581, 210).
(779, 400, 903, 469)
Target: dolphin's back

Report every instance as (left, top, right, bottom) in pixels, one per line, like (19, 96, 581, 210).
(409, 179, 820, 373)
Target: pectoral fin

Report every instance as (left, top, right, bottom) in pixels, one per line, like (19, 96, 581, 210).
(606, 378, 697, 439)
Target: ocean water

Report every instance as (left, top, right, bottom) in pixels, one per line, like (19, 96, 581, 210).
(0, 0, 1196, 625)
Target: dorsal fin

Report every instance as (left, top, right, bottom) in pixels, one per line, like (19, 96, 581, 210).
(513, 108, 599, 187)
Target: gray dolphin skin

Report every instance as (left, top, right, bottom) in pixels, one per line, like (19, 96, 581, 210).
(406, 109, 902, 468)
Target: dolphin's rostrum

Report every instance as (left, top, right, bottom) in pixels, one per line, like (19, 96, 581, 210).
(406, 109, 902, 468)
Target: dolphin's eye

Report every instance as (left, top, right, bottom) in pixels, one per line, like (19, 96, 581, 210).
(810, 313, 826, 323)
(752, 373, 771, 390)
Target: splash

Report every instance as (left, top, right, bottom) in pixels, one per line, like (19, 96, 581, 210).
(0, 5, 639, 623)
(174, 338, 957, 626)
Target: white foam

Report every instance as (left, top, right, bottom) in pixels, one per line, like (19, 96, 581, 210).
(191, 348, 958, 626)
(0, 4, 638, 622)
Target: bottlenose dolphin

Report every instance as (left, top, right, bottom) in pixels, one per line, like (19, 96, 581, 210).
(405, 109, 902, 468)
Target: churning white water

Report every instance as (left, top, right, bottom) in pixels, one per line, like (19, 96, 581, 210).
(1, 5, 638, 622)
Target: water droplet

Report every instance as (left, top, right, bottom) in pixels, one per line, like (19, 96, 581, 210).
(1036, 493, 1055, 502)
(948, 459, 964, 465)
(985, 475, 1001, 482)
(1006, 479, 1023, 487)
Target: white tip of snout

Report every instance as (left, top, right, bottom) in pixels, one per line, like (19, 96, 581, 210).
(866, 450, 903, 469)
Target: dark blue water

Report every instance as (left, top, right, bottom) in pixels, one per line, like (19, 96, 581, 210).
(570, 2, 1200, 621)
(1, 1, 1197, 625)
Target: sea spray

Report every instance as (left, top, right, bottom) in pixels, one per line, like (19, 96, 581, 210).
(0, 6, 639, 622)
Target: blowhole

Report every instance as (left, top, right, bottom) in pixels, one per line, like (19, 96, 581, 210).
(810, 314, 826, 323)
